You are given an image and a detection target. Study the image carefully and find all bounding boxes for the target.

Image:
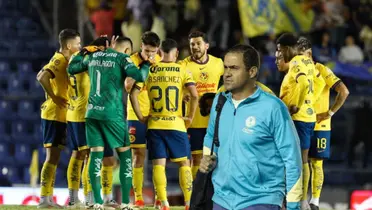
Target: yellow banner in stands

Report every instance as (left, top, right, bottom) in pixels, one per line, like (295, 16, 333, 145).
(238, 0, 314, 37)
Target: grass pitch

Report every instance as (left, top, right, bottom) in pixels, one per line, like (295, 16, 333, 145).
(0, 205, 186, 210)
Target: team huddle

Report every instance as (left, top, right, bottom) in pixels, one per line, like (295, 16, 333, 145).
(36, 28, 348, 210)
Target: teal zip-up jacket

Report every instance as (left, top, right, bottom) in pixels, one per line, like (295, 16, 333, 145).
(203, 87, 302, 210)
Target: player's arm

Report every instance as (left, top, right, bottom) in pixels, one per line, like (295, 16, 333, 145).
(184, 83, 198, 128)
(122, 56, 150, 83)
(289, 66, 308, 114)
(36, 69, 68, 108)
(129, 83, 147, 123)
(67, 53, 88, 75)
(272, 104, 302, 210)
(124, 77, 135, 93)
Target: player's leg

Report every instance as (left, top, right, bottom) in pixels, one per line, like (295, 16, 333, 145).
(66, 122, 89, 208)
(188, 128, 207, 179)
(38, 119, 65, 209)
(82, 154, 94, 207)
(103, 120, 134, 209)
(293, 121, 314, 210)
(85, 119, 105, 206)
(309, 131, 331, 210)
(129, 120, 147, 207)
(168, 130, 193, 210)
(147, 129, 169, 210)
(101, 144, 120, 209)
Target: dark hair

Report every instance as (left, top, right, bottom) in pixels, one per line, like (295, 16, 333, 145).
(59, 29, 80, 48)
(226, 44, 260, 70)
(90, 37, 110, 47)
(188, 30, 208, 43)
(141, 31, 160, 47)
(297, 37, 312, 51)
(161, 39, 178, 53)
(276, 33, 298, 47)
(117, 36, 133, 49)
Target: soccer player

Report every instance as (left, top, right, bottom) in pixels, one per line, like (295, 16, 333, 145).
(125, 31, 162, 208)
(179, 31, 224, 179)
(276, 33, 317, 210)
(68, 39, 149, 210)
(297, 38, 349, 210)
(130, 38, 198, 210)
(67, 36, 131, 209)
(36, 29, 81, 209)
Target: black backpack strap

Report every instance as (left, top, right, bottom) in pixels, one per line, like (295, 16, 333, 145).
(210, 93, 227, 155)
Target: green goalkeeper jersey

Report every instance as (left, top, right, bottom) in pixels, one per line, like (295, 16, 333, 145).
(68, 48, 149, 121)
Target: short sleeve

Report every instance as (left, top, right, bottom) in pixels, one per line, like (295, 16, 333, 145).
(134, 82, 145, 91)
(218, 58, 224, 77)
(318, 64, 341, 89)
(43, 57, 62, 78)
(182, 67, 195, 87)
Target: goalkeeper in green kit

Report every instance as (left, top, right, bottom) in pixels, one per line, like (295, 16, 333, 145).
(68, 36, 149, 210)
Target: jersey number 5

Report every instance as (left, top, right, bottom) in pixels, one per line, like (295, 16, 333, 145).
(150, 86, 179, 113)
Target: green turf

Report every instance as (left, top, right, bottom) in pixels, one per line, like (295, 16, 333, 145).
(0, 205, 186, 210)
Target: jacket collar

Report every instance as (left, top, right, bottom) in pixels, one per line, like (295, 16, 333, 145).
(222, 86, 262, 105)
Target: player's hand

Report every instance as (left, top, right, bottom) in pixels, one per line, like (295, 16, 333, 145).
(105, 35, 119, 49)
(183, 93, 191, 103)
(183, 116, 193, 128)
(52, 96, 68, 108)
(289, 105, 299, 115)
(139, 116, 149, 124)
(199, 155, 217, 173)
(316, 112, 331, 123)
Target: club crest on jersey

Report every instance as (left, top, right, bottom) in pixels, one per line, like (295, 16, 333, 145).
(242, 116, 256, 134)
(199, 72, 209, 81)
(126, 57, 133, 63)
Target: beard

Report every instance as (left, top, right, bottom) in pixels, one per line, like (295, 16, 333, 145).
(192, 50, 206, 60)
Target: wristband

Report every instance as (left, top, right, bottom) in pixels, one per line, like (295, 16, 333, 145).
(328, 110, 335, 117)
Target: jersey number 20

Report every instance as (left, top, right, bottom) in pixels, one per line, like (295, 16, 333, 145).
(150, 86, 179, 113)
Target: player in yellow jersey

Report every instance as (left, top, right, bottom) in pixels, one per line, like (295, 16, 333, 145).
(276, 33, 316, 210)
(124, 31, 162, 208)
(297, 38, 349, 210)
(178, 31, 224, 179)
(130, 38, 198, 210)
(36, 29, 81, 209)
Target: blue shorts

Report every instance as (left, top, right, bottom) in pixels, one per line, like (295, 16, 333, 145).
(41, 119, 67, 148)
(147, 129, 190, 162)
(293, 121, 315, 150)
(187, 128, 206, 155)
(128, 120, 147, 149)
(213, 203, 280, 210)
(309, 130, 331, 159)
(67, 122, 88, 151)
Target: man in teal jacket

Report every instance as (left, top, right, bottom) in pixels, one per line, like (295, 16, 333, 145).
(200, 44, 303, 210)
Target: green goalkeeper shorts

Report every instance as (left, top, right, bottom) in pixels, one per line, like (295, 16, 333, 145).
(86, 118, 130, 149)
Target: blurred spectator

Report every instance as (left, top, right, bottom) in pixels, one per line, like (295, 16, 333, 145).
(112, 0, 128, 36)
(324, 0, 348, 49)
(184, 0, 201, 22)
(121, 10, 143, 52)
(207, 0, 230, 50)
(156, 0, 178, 36)
(265, 33, 277, 56)
(312, 32, 337, 63)
(360, 25, 372, 61)
(127, 0, 153, 31)
(90, 1, 115, 37)
(338, 35, 364, 64)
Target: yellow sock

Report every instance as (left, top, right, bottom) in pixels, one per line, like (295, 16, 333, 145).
(191, 166, 199, 180)
(101, 165, 113, 199)
(82, 160, 89, 196)
(179, 166, 192, 204)
(153, 165, 167, 202)
(40, 162, 56, 197)
(86, 156, 92, 193)
(48, 164, 57, 197)
(133, 167, 144, 201)
(302, 163, 310, 201)
(311, 159, 324, 200)
(67, 157, 84, 190)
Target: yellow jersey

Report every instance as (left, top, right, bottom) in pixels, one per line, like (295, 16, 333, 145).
(127, 52, 162, 120)
(40, 52, 69, 123)
(66, 53, 91, 122)
(279, 55, 316, 123)
(179, 55, 224, 128)
(136, 62, 195, 132)
(217, 82, 276, 96)
(314, 63, 341, 131)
